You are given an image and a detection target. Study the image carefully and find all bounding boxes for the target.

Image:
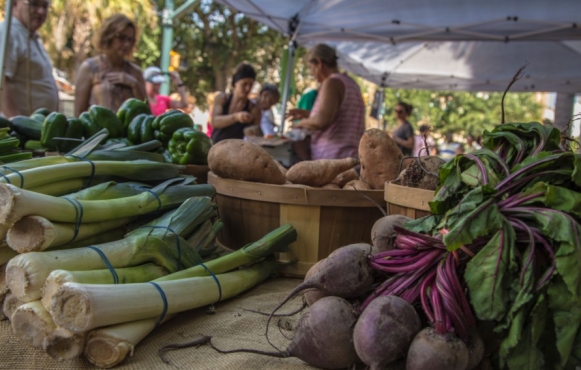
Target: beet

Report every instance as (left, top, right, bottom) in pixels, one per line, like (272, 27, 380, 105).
(406, 327, 469, 370)
(371, 215, 412, 253)
(466, 329, 485, 370)
(198, 296, 359, 369)
(303, 260, 327, 306)
(354, 296, 421, 369)
(266, 243, 374, 348)
(288, 296, 359, 369)
(400, 156, 445, 190)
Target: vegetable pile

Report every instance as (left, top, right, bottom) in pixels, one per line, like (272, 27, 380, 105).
(208, 129, 404, 190)
(0, 131, 297, 368)
(192, 120, 581, 370)
(3, 98, 212, 166)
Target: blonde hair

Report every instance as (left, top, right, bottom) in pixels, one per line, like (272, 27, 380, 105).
(94, 14, 138, 53)
(306, 44, 339, 68)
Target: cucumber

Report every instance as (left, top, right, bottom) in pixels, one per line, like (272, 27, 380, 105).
(0, 116, 12, 129)
(24, 140, 45, 151)
(11, 116, 42, 140)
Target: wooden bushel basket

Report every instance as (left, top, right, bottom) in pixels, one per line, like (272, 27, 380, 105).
(385, 181, 435, 219)
(208, 172, 385, 278)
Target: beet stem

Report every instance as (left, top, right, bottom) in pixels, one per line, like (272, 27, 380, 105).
(242, 301, 307, 317)
(158, 335, 213, 364)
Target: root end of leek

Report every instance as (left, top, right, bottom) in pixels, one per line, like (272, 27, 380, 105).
(11, 301, 57, 348)
(51, 284, 92, 333)
(0, 184, 17, 225)
(44, 328, 86, 361)
(5, 264, 33, 302)
(85, 334, 134, 369)
(7, 216, 55, 253)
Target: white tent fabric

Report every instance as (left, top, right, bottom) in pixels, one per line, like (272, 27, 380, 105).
(217, 0, 581, 93)
(333, 40, 581, 92)
(217, 0, 581, 43)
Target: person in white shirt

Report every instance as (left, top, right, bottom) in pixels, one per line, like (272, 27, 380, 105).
(0, 0, 59, 117)
(253, 84, 280, 137)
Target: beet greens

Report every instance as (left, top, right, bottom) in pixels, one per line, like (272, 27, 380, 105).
(366, 122, 581, 370)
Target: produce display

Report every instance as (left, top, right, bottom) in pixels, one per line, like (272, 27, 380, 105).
(207, 131, 403, 190)
(0, 131, 298, 368)
(1, 98, 211, 166)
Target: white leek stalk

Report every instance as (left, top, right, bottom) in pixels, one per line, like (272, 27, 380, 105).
(6, 197, 216, 302)
(44, 327, 86, 361)
(84, 316, 174, 369)
(3, 291, 24, 321)
(83, 224, 296, 368)
(11, 301, 57, 348)
(0, 160, 184, 190)
(7, 216, 134, 253)
(41, 264, 168, 312)
(52, 261, 278, 333)
(0, 182, 215, 225)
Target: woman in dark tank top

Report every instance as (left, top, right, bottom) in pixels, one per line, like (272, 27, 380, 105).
(211, 63, 262, 143)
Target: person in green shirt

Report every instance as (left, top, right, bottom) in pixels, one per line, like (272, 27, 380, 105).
(297, 87, 318, 111)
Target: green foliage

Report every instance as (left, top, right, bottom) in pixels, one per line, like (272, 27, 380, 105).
(382, 89, 543, 137)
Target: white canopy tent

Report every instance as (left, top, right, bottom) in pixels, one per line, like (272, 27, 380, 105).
(216, 0, 581, 131)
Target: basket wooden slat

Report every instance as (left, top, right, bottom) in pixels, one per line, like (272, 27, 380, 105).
(385, 182, 435, 219)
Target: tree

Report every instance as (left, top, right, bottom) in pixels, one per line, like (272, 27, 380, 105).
(164, 0, 289, 107)
(381, 89, 543, 138)
(0, 0, 160, 81)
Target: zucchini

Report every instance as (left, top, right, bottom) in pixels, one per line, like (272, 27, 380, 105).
(11, 116, 42, 140)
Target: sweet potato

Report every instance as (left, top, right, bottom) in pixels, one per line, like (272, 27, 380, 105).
(330, 168, 359, 187)
(275, 160, 288, 177)
(286, 158, 359, 187)
(322, 183, 341, 190)
(207, 139, 286, 184)
(359, 129, 403, 189)
(343, 179, 371, 190)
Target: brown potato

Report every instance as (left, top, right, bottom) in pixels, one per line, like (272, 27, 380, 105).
(343, 179, 371, 190)
(330, 168, 359, 187)
(207, 139, 286, 184)
(286, 157, 359, 187)
(359, 129, 403, 189)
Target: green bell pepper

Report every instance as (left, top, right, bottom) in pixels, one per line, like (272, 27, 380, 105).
(89, 105, 123, 138)
(40, 112, 68, 151)
(168, 127, 212, 165)
(60, 117, 84, 152)
(140, 115, 156, 143)
(117, 98, 152, 132)
(127, 113, 153, 143)
(152, 110, 193, 144)
(79, 112, 101, 139)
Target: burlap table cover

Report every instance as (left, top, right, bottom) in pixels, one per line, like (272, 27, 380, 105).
(0, 278, 325, 370)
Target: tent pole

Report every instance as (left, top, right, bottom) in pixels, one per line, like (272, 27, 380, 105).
(279, 41, 295, 133)
(554, 92, 575, 133)
(160, 0, 174, 96)
(0, 0, 14, 112)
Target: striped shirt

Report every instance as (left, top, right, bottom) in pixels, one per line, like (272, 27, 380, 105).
(310, 73, 365, 160)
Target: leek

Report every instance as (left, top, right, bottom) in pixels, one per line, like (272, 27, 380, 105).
(28, 178, 90, 196)
(0, 160, 185, 189)
(52, 261, 279, 333)
(3, 292, 23, 321)
(82, 224, 296, 368)
(45, 327, 86, 361)
(41, 264, 168, 312)
(0, 182, 215, 225)
(11, 301, 56, 348)
(6, 197, 216, 302)
(7, 216, 134, 253)
(0, 152, 33, 163)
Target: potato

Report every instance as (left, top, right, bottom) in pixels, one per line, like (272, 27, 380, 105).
(322, 183, 342, 189)
(343, 179, 371, 190)
(286, 157, 359, 187)
(275, 160, 288, 177)
(359, 129, 403, 189)
(207, 139, 286, 184)
(330, 168, 359, 187)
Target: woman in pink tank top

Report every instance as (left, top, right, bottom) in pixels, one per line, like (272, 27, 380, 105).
(289, 44, 365, 160)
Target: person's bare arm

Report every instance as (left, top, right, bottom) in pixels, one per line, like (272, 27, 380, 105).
(211, 93, 251, 129)
(394, 135, 415, 150)
(286, 108, 310, 120)
(294, 78, 344, 131)
(1, 77, 20, 118)
(130, 68, 146, 101)
(74, 62, 93, 116)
